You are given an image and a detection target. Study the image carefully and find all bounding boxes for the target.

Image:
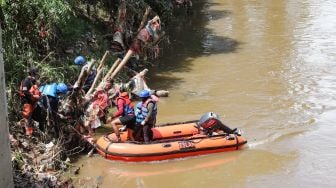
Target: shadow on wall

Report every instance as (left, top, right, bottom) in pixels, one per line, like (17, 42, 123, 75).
(148, 0, 240, 90)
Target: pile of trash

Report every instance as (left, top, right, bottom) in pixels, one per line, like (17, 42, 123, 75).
(9, 120, 88, 187)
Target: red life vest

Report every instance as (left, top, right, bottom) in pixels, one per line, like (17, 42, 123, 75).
(115, 93, 134, 116)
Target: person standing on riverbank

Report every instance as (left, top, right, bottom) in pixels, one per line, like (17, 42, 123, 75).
(19, 67, 41, 136)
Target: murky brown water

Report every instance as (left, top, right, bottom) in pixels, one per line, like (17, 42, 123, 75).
(71, 0, 336, 187)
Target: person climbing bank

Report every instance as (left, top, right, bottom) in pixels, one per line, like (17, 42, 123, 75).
(19, 67, 41, 136)
(38, 82, 68, 137)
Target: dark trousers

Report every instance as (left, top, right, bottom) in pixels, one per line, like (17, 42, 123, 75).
(34, 95, 60, 137)
(133, 123, 154, 142)
(143, 124, 153, 143)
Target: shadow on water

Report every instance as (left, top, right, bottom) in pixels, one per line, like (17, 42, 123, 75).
(148, 1, 240, 90)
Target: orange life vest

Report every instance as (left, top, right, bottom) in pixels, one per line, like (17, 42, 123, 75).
(19, 80, 40, 102)
(29, 85, 41, 103)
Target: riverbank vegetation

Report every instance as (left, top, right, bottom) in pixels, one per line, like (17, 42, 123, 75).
(1, 0, 192, 186)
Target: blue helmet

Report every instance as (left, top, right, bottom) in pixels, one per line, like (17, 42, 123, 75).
(74, 56, 86, 65)
(138, 89, 150, 98)
(56, 83, 68, 94)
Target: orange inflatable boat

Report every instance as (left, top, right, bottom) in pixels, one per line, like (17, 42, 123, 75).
(95, 120, 247, 162)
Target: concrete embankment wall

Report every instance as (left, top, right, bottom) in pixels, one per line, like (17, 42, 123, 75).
(0, 26, 14, 187)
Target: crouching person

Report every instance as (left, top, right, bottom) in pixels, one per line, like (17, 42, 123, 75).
(38, 82, 68, 137)
(198, 112, 241, 136)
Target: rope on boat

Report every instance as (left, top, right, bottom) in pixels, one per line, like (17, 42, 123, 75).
(156, 120, 198, 127)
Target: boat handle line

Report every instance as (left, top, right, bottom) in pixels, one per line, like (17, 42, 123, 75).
(156, 120, 198, 127)
(235, 135, 239, 150)
(104, 134, 114, 142)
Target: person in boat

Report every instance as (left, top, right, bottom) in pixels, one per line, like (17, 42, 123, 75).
(19, 67, 41, 136)
(74, 55, 97, 93)
(135, 89, 158, 143)
(108, 85, 136, 142)
(37, 82, 69, 137)
(198, 112, 241, 136)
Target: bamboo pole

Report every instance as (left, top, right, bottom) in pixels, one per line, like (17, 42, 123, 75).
(73, 59, 97, 91)
(102, 58, 121, 82)
(108, 50, 134, 81)
(86, 58, 121, 100)
(85, 51, 110, 97)
(97, 51, 110, 71)
(137, 7, 151, 33)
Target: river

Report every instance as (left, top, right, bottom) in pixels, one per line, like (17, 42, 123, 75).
(72, 0, 336, 187)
